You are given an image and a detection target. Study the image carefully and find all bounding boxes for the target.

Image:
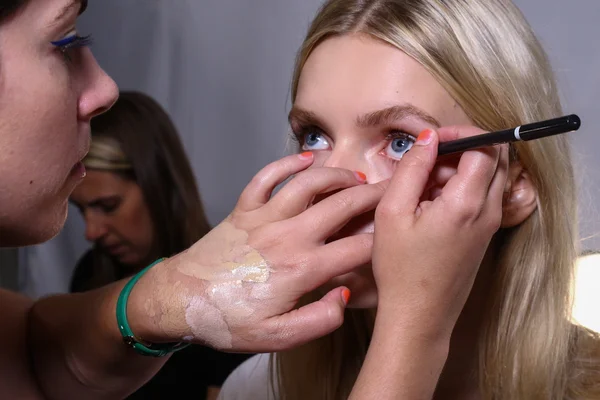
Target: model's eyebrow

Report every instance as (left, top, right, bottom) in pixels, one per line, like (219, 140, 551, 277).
(356, 104, 441, 128)
(288, 107, 324, 127)
(288, 104, 441, 130)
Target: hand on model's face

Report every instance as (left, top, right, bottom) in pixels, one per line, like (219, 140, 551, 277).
(292, 34, 476, 308)
(0, 0, 118, 246)
(128, 152, 386, 352)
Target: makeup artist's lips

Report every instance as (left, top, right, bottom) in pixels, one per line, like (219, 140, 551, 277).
(69, 161, 86, 179)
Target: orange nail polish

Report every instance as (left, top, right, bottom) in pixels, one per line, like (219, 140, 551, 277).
(342, 289, 351, 305)
(415, 129, 434, 146)
(299, 151, 313, 160)
(355, 171, 367, 182)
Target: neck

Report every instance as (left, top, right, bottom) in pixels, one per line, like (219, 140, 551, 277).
(433, 240, 499, 400)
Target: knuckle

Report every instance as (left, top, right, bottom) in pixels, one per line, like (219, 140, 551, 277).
(335, 168, 358, 185)
(280, 251, 314, 274)
(448, 193, 482, 223)
(375, 202, 398, 221)
(262, 159, 284, 177)
(330, 191, 356, 210)
(486, 209, 503, 233)
(403, 153, 428, 169)
(249, 173, 268, 188)
(266, 321, 295, 351)
(373, 180, 389, 193)
(291, 171, 316, 191)
(327, 303, 344, 328)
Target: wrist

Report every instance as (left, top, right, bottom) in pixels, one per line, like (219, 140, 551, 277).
(125, 258, 173, 344)
(375, 302, 454, 347)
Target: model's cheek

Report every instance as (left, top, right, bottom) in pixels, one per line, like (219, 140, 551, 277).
(363, 151, 396, 184)
(310, 151, 330, 168)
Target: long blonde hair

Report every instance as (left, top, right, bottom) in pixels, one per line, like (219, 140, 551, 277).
(274, 1, 600, 399)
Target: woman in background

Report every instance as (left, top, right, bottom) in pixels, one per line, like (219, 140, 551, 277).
(70, 91, 251, 399)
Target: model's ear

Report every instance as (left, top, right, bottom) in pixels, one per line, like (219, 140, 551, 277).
(501, 161, 537, 228)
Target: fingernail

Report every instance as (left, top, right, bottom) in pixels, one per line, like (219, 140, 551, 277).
(354, 171, 367, 183)
(415, 129, 434, 146)
(341, 289, 351, 305)
(298, 151, 313, 160)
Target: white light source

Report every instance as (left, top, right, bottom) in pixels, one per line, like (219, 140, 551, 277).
(572, 252, 600, 333)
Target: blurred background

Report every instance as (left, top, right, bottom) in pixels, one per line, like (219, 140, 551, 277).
(0, 0, 598, 298)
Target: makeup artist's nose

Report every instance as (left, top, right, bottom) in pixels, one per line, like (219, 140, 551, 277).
(78, 49, 119, 121)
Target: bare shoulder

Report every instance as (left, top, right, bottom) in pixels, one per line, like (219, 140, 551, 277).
(0, 289, 43, 398)
(218, 354, 278, 400)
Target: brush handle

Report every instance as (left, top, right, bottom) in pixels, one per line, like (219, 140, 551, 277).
(437, 114, 581, 156)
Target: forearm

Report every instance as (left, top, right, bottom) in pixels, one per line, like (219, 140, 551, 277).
(350, 308, 450, 400)
(28, 280, 168, 400)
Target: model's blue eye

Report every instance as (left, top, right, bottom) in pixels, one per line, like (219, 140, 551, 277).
(385, 132, 415, 160)
(303, 131, 330, 150)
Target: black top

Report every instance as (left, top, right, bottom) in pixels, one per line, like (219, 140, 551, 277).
(71, 250, 252, 399)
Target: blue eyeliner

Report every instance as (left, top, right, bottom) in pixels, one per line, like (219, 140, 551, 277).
(51, 34, 93, 50)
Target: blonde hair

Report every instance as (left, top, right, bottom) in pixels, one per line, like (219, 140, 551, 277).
(82, 136, 132, 171)
(275, 1, 600, 399)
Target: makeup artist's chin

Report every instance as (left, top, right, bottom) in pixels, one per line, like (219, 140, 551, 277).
(32, 198, 70, 246)
(41, 163, 87, 242)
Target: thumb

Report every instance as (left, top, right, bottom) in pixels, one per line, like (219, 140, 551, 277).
(263, 287, 350, 351)
(381, 129, 439, 216)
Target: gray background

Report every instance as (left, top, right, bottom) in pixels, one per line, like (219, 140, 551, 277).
(12, 0, 600, 297)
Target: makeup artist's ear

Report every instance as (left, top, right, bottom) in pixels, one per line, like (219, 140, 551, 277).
(501, 161, 537, 228)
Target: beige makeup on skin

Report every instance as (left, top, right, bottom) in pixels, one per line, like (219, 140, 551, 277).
(174, 220, 273, 348)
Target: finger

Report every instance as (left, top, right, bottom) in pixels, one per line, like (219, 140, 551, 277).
(236, 152, 314, 212)
(304, 233, 373, 289)
(436, 125, 488, 143)
(426, 126, 490, 196)
(378, 129, 439, 219)
(262, 287, 349, 351)
(440, 145, 501, 219)
(298, 182, 385, 241)
(264, 167, 366, 220)
(428, 158, 460, 189)
(485, 144, 509, 214)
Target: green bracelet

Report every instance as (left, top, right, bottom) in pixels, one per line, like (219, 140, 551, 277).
(116, 258, 190, 357)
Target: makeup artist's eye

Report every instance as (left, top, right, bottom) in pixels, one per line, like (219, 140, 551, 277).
(302, 131, 330, 151)
(384, 132, 415, 160)
(52, 32, 93, 61)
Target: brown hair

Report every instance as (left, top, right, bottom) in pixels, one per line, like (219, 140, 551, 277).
(0, 0, 88, 21)
(73, 91, 211, 289)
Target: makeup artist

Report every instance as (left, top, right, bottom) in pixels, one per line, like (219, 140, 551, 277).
(0, 0, 384, 398)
